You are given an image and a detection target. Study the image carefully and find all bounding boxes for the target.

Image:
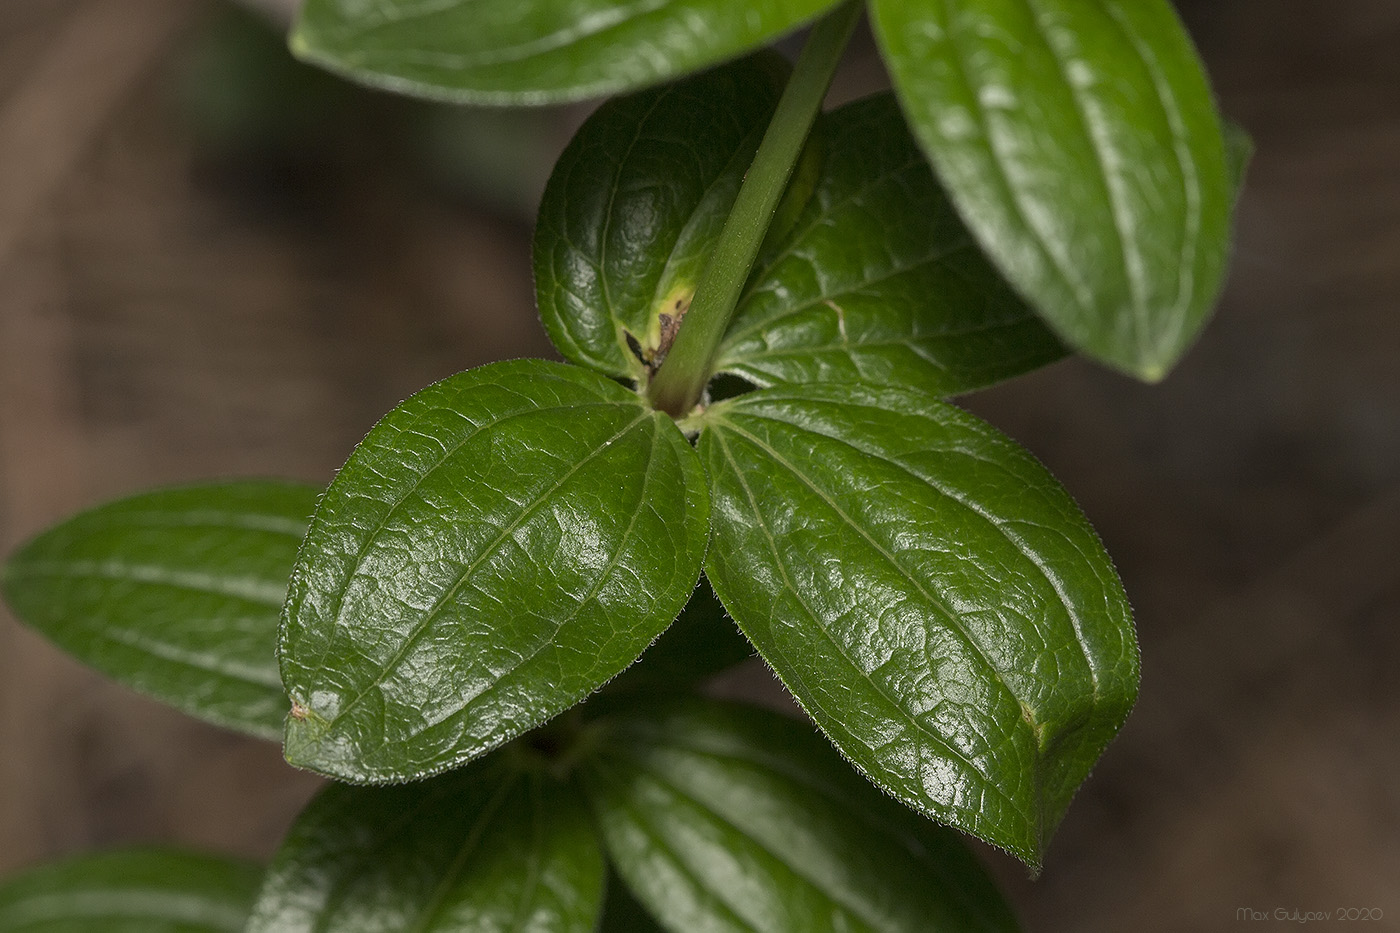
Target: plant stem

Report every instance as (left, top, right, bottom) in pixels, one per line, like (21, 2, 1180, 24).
(647, 0, 860, 417)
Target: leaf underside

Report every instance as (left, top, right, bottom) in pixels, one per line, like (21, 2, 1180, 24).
(719, 92, 1066, 395)
(0, 848, 261, 933)
(699, 382, 1138, 867)
(871, 0, 1232, 379)
(292, 0, 840, 105)
(279, 359, 710, 783)
(582, 699, 1020, 932)
(246, 757, 604, 933)
(0, 482, 316, 740)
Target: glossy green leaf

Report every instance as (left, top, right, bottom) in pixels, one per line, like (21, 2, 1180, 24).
(279, 360, 710, 783)
(291, 0, 839, 105)
(246, 756, 603, 933)
(606, 576, 753, 695)
(581, 699, 1020, 932)
(871, 0, 1232, 380)
(0, 848, 261, 933)
(699, 383, 1138, 867)
(0, 482, 316, 740)
(533, 56, 787, 380)
(717, 93, 1065, 395)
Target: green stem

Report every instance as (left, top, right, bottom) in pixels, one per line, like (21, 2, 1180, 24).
(647, 0, 860, 417)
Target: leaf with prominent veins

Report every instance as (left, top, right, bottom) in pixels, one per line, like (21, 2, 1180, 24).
(279, 360, 709, 783)
(0, 482, 316, 740)
(871, 0, 1232, 379)
(718, 93, 1065, 395)
(246, 757, 604, 933)
(699, 381, 1138, 867)
(0, 848, 261, 932)
(582, 699, 1020, 932)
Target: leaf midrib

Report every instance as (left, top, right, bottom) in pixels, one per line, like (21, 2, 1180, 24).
(1099, 0, 1205, 353)
(8, 560, 286, 609)
(607, 731, 1008, 931)
(298, 396, 624, 677)
(737, 150, 927, 307)
(315, 409, 652, 732)
(59, 509, 308, 539)
(715, 417, 1032, 713)
(386, 416, 666, 754)
(589, 757, 763, 933)
(733, 396, 1110, 704)
(1012, 0, 1150, 357)
(706, 427, 1024, 826)
(345, 0, 677, 68)
(920, 0, 1095, 315)
(403, 775, 520, 933)
(723, 239, 977, 349)
(721, 291, 1042, 373)
(604, 749, 885, 933)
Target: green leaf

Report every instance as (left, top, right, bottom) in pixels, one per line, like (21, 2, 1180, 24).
(871, 0, 1232, 380)
(279, 360, 710, 783)
(246, 756, 603, 933)
(0, 848, 261, 932)
(718, 93, 1065, 395)
(533, 55, 788, 380)
(581, 699, 1020, 932)
(698, 383, 1138, 868)
(291, 0, 839, 106)
(1224, 119, 1254, 202)
(598, 873, 668, 933)
(605, 576, 753, 695)
(0, 482, 316, 740)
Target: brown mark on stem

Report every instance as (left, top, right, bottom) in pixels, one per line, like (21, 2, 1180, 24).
(654, 294, 692, 369)
(634, 292, 693, 381)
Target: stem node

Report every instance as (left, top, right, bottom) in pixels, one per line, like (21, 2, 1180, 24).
(647, 0, 860, 417)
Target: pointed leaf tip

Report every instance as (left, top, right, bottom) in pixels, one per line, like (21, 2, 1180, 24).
(872, 0, 1234, 380)
(700, 381, 1139, 865)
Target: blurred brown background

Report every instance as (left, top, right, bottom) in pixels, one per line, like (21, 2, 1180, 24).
(0, 1, 1396, 929)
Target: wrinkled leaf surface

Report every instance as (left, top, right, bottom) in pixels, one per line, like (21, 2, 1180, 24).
(534, 56, 786, 379)
(247, 758, 603, 932)
(280, 360, 709, 782)
(700, 382, 1138, 866)
(719, 93, 1065, 395)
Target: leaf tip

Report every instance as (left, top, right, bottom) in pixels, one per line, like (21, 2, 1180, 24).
(1137, 360, 1170, 384)
(286, 21, 319, 65)
(282, 704, 357, 780)
(1098, 343, 1177, 384)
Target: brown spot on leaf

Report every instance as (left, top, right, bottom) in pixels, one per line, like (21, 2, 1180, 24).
(652, 295, 691, 373)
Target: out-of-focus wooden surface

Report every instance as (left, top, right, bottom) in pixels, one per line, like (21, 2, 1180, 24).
(0, 2, 1396, 929)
